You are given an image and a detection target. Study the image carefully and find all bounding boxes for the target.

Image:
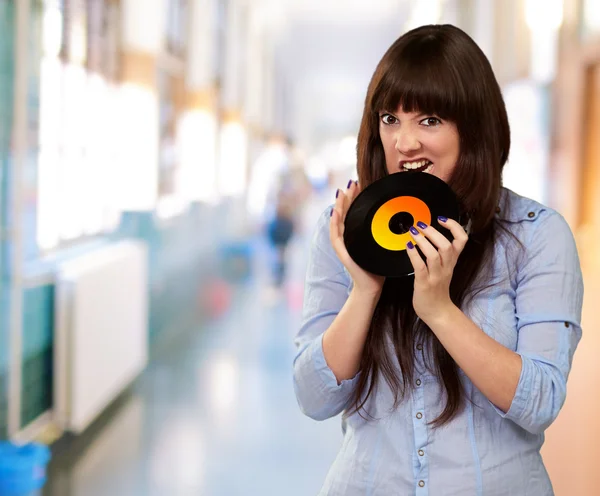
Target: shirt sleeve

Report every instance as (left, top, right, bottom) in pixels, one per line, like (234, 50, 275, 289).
(492, 210, 584, 434)
(292, 206, 361, 421)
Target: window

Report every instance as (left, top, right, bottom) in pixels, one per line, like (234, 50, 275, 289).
(166, 0, 188, 57)
(37, 0, 121, 251)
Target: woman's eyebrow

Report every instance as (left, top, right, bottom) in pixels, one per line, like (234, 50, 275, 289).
(379, 110, 402, 118)
(380, 111, 426, 119)
(378, 110, 438, 120)
(415, 112, 443, 120)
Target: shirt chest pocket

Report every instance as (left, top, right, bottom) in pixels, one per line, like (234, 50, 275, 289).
(465, 288, 519, 352)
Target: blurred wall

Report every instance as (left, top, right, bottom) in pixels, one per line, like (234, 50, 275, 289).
(541, 1, 600, 494)
(1, 0, 269, 440)
(0, 0, 16, 441)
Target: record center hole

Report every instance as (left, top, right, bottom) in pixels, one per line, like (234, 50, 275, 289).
(389, 212, 415, 235)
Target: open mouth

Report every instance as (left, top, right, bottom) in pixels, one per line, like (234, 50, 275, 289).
(400, 159, 433, 173)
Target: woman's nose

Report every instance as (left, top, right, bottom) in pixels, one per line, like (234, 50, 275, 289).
(395, 130, 421, 154)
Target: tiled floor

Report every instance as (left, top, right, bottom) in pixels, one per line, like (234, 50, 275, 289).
(43, 203, 344, 495)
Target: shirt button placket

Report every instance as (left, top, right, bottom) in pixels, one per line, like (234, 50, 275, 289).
(412, 366, 428, 495)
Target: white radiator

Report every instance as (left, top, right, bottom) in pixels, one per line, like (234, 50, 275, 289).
(54, 240, 149, 434)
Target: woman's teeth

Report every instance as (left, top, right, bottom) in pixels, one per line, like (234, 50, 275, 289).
(402, 160, 433, 172)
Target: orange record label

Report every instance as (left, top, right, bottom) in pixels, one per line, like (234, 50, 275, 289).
(371, 196, 431, 251)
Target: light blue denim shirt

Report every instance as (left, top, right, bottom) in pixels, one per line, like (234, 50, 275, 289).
(293, 188, 583, 496)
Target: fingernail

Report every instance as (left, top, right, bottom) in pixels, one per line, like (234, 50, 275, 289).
(417, 221, 427, 229)
(407, 241, 414, 249)
(330, 209, 334, 217)
(347, 180, 353, 189)
(336, 189, 340, 199)
(438, 216, 448, 222)
(355, 180, 359, 187)
(409, 226, 419, 235)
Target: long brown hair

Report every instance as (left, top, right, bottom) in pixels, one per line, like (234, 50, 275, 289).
(348, 24, 511, 427)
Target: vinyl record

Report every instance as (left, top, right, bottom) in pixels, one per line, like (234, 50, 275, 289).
(344, 171, 461, 277)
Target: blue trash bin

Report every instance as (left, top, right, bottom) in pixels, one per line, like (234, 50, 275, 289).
(0, 442, 51, 495)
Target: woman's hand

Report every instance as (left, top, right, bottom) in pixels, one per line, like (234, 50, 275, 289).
(330, 180, 385, 297)
(406, 217, 469, 325)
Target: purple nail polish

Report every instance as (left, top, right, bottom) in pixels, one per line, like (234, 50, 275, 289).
(336, 189, 340, 199)
(417, 221, 427, 229)
(438, 216, 448, 222)
(410, 226, 419, 235)
(407, 241, 414, 249)
(347, 180, 353, 189)
(330, 209, 333, 217)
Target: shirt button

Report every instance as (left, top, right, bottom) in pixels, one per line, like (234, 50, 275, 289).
(416, 412, 423, 419)
(418, 449, 425, 456)
(416, 379, 422, 386)
(528, 211, 535, 218)
(564, 322, 570, 328)
(416, 344, 423, 351)
(495, 206, 501, 214)
(419, 480, 425, 487)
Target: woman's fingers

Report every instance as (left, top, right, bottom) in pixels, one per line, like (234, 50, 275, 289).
(328, 179, 386, 295)
(332, 188, 344, 237)
(329, 179, 362, 257)
(329, 208, 346, 256)
(341, 180, 357, 224)
(350, 180, 360, 200)
(330, 181, 356, 257)
(405, 240, 428, 278)
(408, 226, 442, 278)
(436, 217, 469, 254)
(414, 221, 455, 267)
(406, 217, 469, 284)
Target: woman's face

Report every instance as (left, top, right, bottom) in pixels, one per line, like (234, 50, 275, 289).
(378, 107, 460, 183)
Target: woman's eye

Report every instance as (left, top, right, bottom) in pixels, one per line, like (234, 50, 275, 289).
(421, 117, 441, 127)
(381, 114, 397, 125)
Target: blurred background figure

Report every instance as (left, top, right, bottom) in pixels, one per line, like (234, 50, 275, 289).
(266, 192, 296, 295)
(246, 135, 292, 230)
(0, 0, 598, 495)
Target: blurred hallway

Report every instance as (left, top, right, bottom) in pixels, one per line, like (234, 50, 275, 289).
(1, 0, 599, 494)
(43, 195, 344, 496)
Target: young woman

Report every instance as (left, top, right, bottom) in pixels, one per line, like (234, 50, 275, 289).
(293, 24, 583, 495)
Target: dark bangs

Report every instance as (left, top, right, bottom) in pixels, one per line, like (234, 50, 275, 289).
(371, 35, 466, 123)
